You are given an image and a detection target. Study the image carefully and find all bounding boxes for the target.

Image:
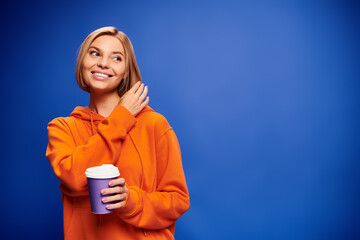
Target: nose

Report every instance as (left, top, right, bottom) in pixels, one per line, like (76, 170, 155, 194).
(97, 56, 109, 69)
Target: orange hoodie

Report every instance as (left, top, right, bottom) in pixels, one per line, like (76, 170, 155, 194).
(46, 105, 190, 240)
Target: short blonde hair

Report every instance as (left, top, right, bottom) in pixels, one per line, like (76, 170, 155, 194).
(75, 26, 142, 97)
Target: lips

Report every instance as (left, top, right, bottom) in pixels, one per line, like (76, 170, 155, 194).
(91, 71, 113, 80)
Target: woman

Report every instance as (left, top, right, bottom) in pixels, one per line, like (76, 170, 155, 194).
(46, 26, 190, 239)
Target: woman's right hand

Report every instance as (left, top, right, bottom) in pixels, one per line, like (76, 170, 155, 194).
(118, 81, 149, 116)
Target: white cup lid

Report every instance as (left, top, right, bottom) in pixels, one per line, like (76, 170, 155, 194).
(85, 164, 120, 179)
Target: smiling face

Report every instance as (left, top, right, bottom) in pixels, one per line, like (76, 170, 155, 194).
(81, 35, 126, 95)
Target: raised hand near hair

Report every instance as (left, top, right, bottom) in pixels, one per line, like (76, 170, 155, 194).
(118, 81, 149, 116)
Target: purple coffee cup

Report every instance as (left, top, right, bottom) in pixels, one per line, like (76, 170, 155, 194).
(85, 164, 120, 214)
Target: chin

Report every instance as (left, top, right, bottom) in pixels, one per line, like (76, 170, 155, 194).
(89, 85, 119, 95)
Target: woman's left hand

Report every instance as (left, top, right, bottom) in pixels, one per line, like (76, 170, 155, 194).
(101, 178, 128, 210)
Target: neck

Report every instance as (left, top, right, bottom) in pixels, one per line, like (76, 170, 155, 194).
(89, 90, 120, 117)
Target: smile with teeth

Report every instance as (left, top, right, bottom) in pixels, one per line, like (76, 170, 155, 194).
(91, 71, 113, 80)
(92, 72, 113, 77)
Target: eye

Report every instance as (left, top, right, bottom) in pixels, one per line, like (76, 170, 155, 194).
(90, 51, 99, 56)
(113, 56, 122, 62)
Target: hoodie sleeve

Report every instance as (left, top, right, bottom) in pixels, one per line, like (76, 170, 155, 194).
(46, 105, 136, 193)
(115, 127, 190, 229)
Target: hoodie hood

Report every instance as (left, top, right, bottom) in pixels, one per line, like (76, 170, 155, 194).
(70, 106, 104, 122)
(70, 105, 154, 135)
(70, 105, 155, 122)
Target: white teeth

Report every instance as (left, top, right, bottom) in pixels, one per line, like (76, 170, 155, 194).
(94, 73, 109, 77)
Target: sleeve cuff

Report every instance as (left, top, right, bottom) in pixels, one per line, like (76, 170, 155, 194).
(105, 105, 137, 133)
(116, 186, 141, 217)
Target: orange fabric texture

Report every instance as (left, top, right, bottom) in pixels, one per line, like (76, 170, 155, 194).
(46, 105, 190, 239)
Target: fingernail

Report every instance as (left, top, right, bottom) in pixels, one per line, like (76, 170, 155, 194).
(101, 190, 106, 194)
(106, 205, 110, 209)
(102, 198, 106, 203)
(109, 181, 113, 186)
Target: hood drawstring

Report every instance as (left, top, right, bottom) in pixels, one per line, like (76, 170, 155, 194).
(90, 111, 95, 135)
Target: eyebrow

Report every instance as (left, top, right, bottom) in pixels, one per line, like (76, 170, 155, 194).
(89, 46, 124, 57)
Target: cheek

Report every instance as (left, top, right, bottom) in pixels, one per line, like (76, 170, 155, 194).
(81, 67, 90, 85)
(82, 56, 95, 70)
(114, 64, 126, 76)
(81, 62, 93, 83)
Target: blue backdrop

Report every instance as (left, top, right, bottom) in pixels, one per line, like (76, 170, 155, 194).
(1, 0, 359, 239)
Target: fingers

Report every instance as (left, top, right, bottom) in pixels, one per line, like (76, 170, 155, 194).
(129, 81, 141, 93)
(109, 178, 125, 187)
(139, 86, 148, 102)
(101, 178, 127, 195)
(118, 81, 150, 116)
(101, 179, 128, 209)
(101, 185, 127, 195)
(135, 83, 145, 97)
(133, 83, 149, 111)
(106, 201, 125, 210)
(102, 192, 127, 203)
(140, 96, 150, 109)
(122, 82, 148, 103)
(101, 187, 118, 195)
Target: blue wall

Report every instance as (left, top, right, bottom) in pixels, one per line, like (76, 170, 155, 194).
(1, 0, 359, 239)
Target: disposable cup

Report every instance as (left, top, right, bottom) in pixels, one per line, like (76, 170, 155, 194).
(85, 164, 120, 214)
